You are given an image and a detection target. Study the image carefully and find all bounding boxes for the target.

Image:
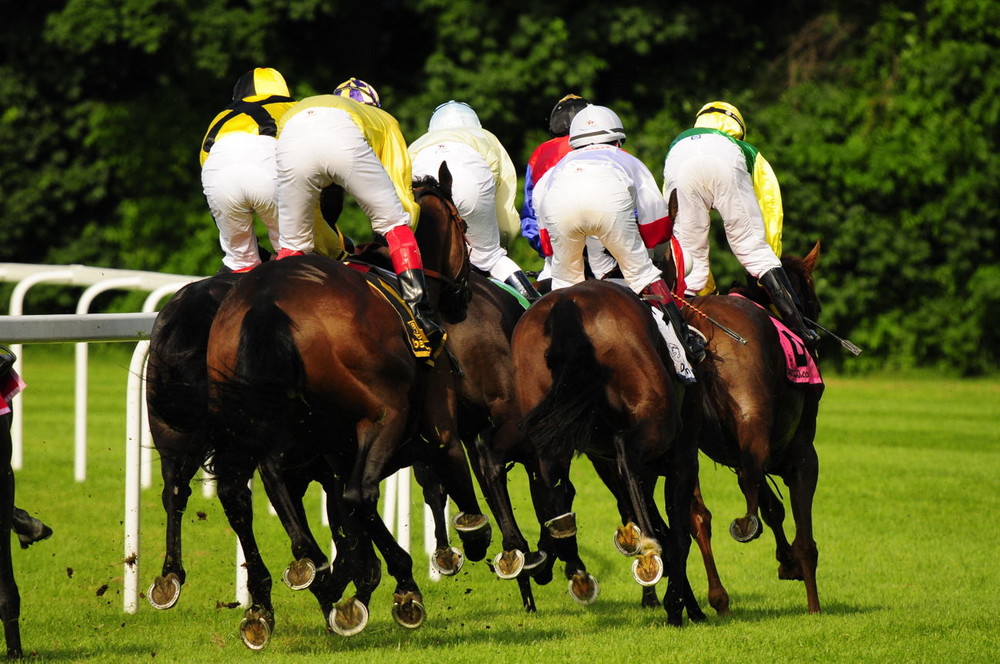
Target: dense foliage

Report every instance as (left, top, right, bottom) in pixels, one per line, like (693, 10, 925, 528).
(1, 0, 996, 373)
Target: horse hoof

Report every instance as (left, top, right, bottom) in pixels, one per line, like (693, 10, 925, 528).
(147, 573, 181, 610)
(778, 561, 804, 581)
(454, 514, 492, 561)
(613, 523, 642, 556)
(729, 515, 761, 542)
(239, 607, 274, 650)
(328, 597, 370, 637)
(431, 546, 464, 576)
(522, 550, 547, 571)
(282, 558, 317, 590)
(493, 549, 525, 580)
(568, 572, 600, 606)
(391, 592, 426, 629)
(632, 553, 663, 587)
(452, 512, 489, 532)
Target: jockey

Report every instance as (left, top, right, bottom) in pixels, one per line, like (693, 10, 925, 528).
(535, 105, 706, 364)
(0, 346, 53, 549)
(274, 78, 444, 347)
(663, 101, 819, 348)
(520, 94, 590, 257)
(409, 101, 540, 302)
(522, 95, 617, 282)
(200, 67, 296, 273)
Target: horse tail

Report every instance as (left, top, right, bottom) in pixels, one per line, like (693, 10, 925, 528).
(209, 299, 307, 475)
(146, 283, 221, 435)
(522, 298, 613, 461)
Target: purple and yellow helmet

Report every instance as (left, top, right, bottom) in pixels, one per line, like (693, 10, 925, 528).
(333, 78, 381, 107)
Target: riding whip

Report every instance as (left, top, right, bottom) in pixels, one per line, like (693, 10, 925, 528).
(804, 317, 863, 356)
(673, 298, 749, 345)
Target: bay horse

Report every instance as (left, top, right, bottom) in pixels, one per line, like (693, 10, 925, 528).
(204, 168, 492, 648)
(683, 242, 824, 614)
(512, 279, 706, 626)
(145, 271, 242, 611)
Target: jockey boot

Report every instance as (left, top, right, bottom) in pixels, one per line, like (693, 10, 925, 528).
(397, 268, 446, 353)
(504, 270, 541, 303)
(643, 280, 706, 365)
(11, 507, 53, 549)
(758, 267, 820, 350)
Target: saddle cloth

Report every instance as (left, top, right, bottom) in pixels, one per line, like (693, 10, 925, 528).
(345, 260, 443, 365)
(730, 294, 822, 385)
(0, 370, 25, 416)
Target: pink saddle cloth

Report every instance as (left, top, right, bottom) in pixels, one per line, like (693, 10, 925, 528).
(1, 370, 26, 416)
(730, 294, 822, 385)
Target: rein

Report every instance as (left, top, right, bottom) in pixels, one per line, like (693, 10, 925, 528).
(412, 184, 471, 308)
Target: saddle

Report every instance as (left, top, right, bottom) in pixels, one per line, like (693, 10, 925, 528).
(729, 294, 822, 385)
(345, 260, 442, 364)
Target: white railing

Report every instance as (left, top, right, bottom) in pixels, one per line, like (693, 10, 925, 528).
(1, 263, 199, 471)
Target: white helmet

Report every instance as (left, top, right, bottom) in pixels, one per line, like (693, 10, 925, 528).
(568, 105, 626, 148)
(428, 100, 481, 130)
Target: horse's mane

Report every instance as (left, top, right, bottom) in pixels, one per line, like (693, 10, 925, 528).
(412, 175, 444, 198)
(724, 252, 819, 321)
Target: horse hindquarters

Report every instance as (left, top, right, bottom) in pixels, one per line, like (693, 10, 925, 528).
(513, 297, 605, 601)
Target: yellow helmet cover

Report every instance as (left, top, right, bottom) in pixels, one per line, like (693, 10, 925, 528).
(694, 101, 746, 140)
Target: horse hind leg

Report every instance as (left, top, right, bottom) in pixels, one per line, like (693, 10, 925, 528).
(412, 462, 464, 576)
(758, 480, 799, 579)
(690, 482, 731, 615)
(730, 443, 767, 543)
(148, 441, 202, 610)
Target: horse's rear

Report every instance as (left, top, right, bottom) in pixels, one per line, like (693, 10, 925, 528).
(145, 272, 241, 610)
(513, 280, 704, 626)
(684, 244, 824, 614)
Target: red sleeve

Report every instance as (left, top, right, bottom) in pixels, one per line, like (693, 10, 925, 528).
(638, 215, 674, 249)
(539, 229, 554, 257)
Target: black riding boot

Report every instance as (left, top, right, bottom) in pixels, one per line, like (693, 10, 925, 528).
(661, 300, 706, 365)
(503, 270, 541, 303)
(397, 268, 446, 353)
(759, 267, 820, 349)
(12, 507, 53, 549)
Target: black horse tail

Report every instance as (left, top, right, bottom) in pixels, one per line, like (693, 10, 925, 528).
(146, 282, 223, 435)
(208, 299, 307, 477)
(522, 298, 614, 461)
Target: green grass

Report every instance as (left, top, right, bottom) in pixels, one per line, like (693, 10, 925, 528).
(9, 345, 1000, 662)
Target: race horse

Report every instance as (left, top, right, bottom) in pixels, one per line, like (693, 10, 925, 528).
(511, 279, 706, 626)
(683, 242, 825, 614)
(204, 168, 493, 648)
(145, 271, 242, 611)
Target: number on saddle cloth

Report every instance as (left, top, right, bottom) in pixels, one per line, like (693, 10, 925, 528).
(344, 262, 439, 363)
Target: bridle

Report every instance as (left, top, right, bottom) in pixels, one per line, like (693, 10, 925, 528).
(412, 183, 472, 313)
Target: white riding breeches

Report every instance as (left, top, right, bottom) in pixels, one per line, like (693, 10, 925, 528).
(540, 161, 661, 293)
(411, 141, 520, 282)
(663, 133, 780, 294)
(276, 107, 409, 253)
(201, 133, 280, 271)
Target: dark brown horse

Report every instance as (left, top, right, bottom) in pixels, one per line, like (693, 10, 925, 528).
(145, 271, 242, 610)
(205, 170, 492, 648)
(512, 279, 705, 626)
(684, 242, 824, 614)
